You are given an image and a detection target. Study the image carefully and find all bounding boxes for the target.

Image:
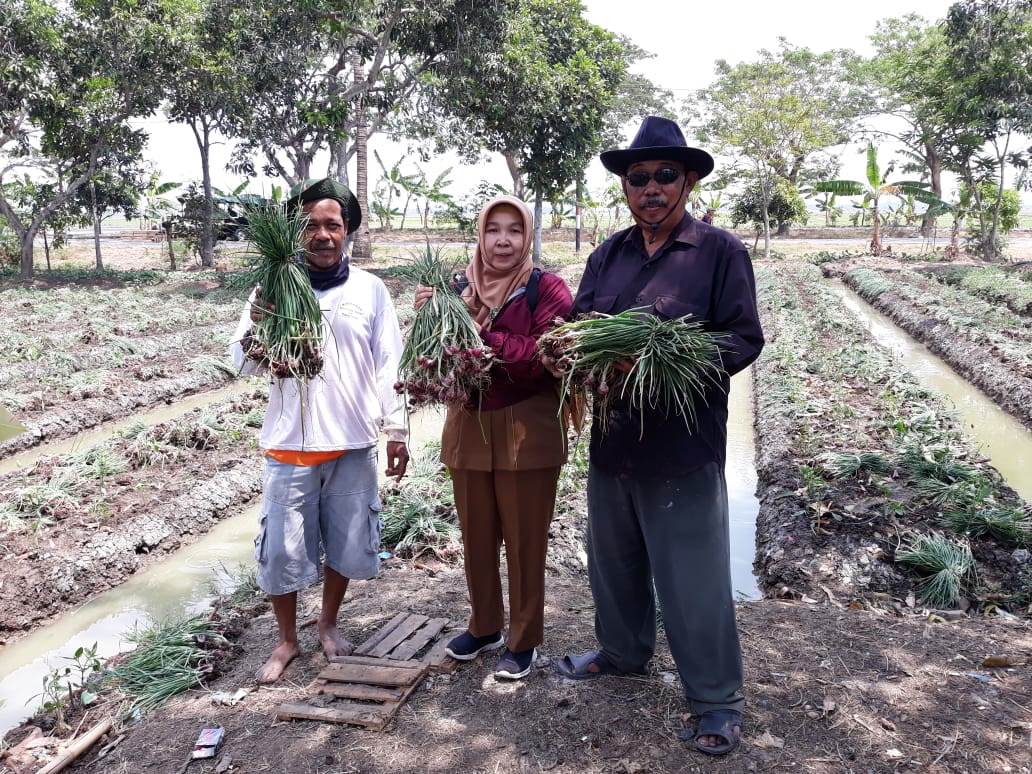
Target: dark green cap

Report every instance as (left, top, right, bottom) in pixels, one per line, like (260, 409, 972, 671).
(286, 178, 362, 234)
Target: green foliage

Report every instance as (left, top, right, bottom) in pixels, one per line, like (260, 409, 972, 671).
(0, 0, 178, 278)
(935, 1, 1032, 261)
(419, 0, 631, 201)
(846, 267, 894, 298)
(958, 266, 1032, 315)
(731, 179, 807, 232)
(959, 183, 1022, 235)
(110, 616, 227, 714)
(895, 532, 974, 608)
(379, 442, 460, 560)
(821, 451, 893, 479)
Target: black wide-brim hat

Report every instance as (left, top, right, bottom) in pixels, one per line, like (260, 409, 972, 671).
(286, 177, 362, 234)
(600, 116, 714, 179)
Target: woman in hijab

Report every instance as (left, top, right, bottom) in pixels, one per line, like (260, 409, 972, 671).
(414, 195, 573, 679)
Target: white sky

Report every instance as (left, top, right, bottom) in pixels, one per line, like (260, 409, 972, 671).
(135, 0, 1027, 208)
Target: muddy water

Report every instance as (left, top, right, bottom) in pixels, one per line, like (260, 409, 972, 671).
(727, 371, 762, 601)
(0, 408, 447, 735)
(831, 281, 1032, 502)
(0, 382, 255, 478)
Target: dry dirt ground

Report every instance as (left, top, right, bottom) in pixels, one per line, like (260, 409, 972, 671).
(37, 562, 1032, 774)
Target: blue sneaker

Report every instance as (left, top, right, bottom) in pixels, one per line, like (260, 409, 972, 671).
(445, 630, 505, 661)
(494, 648, 536, 680)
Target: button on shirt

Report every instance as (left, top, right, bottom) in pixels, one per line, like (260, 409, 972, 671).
(572, 212, 764, 478)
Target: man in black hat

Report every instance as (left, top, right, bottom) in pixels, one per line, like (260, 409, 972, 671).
(552, 117, 764, 756)
(230, 177, 409, 683)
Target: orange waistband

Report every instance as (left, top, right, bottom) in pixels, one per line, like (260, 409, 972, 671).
(265, 449, 347, 466)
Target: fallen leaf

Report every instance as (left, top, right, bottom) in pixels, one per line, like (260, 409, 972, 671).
(905, 592, 916, 608)
(885, 748, 904, 759)
(822, 698, 837, 714)
(981, 655, 1021, 668)
(752, 730, 785, 750)
(880, 718, 898, 732)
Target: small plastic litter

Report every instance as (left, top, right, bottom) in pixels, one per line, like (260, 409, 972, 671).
(377, 550, 393, 559)
(211, 688, 249, 706)
(192, 727, 225, 760)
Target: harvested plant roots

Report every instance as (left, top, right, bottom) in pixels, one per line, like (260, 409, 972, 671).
(395, 246, 493, 408)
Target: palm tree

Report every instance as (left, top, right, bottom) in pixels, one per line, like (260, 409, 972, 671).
(374, 151, 418, 231)
(813, 143, 936, 256)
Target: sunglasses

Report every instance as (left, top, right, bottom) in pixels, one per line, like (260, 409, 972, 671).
(624, 167, 683, 188)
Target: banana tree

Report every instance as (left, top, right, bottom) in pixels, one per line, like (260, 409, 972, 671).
(813, 143, 935, 256)
(813, 192, 842, 227)
(374, 151, 418, 231)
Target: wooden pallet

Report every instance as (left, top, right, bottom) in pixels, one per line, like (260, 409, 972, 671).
(275, 613, 459, 731)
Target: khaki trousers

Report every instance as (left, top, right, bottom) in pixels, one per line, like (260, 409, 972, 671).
(450, 466, 560, 653)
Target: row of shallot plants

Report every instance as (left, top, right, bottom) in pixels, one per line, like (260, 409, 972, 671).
(756, 264, 1029, 611)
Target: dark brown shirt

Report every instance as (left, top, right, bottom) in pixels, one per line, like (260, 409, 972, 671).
(572, 212, 764, 477)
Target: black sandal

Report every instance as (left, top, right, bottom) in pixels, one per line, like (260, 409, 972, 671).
(692, 709, 743, 756)
(555, 650, 642, 681)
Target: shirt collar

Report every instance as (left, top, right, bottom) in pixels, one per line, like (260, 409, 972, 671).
(629, 211, 700, 252)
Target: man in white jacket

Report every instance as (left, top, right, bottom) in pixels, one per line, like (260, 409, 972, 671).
(229, 178, 409, 683)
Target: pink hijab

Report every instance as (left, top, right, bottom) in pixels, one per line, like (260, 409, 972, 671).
(463, 195, 535, 329)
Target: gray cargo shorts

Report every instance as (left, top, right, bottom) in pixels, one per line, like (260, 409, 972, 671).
(254, 446, 382, 595)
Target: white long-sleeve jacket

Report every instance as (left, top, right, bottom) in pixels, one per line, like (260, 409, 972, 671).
(228, 267, 408, 450)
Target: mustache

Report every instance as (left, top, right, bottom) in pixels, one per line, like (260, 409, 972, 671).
(641, 196, 667, 208)
(310, 240, 337, 251)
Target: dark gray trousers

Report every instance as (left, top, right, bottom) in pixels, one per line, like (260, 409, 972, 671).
(586, 461, 744, 714)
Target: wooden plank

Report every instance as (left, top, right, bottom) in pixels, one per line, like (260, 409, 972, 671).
(315, 682, 403, 702)
(275, 702, 389, 730)
(368, 614, 429, 658)
(317, 662, 423, 687)
(329, 654, 423, 669)
(376, 663, 429, 730)
(389, 617, 449, 661)
(423, 637, 459, 674)
(354, 612, 411, 656)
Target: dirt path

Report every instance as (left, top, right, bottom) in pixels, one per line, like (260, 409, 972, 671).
(52, 564, 1032, 774)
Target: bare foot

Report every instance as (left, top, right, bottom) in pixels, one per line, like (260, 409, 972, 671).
(318, 624, 354, 660)
(256, 640, 299, 684)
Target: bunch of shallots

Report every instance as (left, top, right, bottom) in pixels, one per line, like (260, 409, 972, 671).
(538, 309, 727, 431)
(395, 246, 494, 409)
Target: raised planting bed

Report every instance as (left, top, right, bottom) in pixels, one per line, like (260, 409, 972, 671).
(931, 265, 1032, 317)
(837, 266, 1032, 429)
(753, 263, 1031, 613)
(0, 282, 247, 458)
(0, 388, 268, 639)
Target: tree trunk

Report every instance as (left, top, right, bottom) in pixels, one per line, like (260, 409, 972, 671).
(776, 220, 790, 236)
(191, 118, 216, 268)
(870, 196, 882, 256)
(533, 192, 543, 265)
(920, 143, 943, 237)
(91, 181, 103, 271)
(19, 227, 35, 280)
(43, 226, 51, 271)
(329, 139, 350, 187)
(760, 185, 771, 259)
(350, 52, 372, 261)
(503, 153, 526, 200)
(164, 221, 176, 271)
(400, 193, 414, 231)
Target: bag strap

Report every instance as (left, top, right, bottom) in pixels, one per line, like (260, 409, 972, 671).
(526, 268, 542, 314)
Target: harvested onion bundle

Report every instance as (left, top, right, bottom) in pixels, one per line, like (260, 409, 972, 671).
(395, 246, 494, 408)
(239, 206, 324, 380)
(538, 309, 728, 430)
